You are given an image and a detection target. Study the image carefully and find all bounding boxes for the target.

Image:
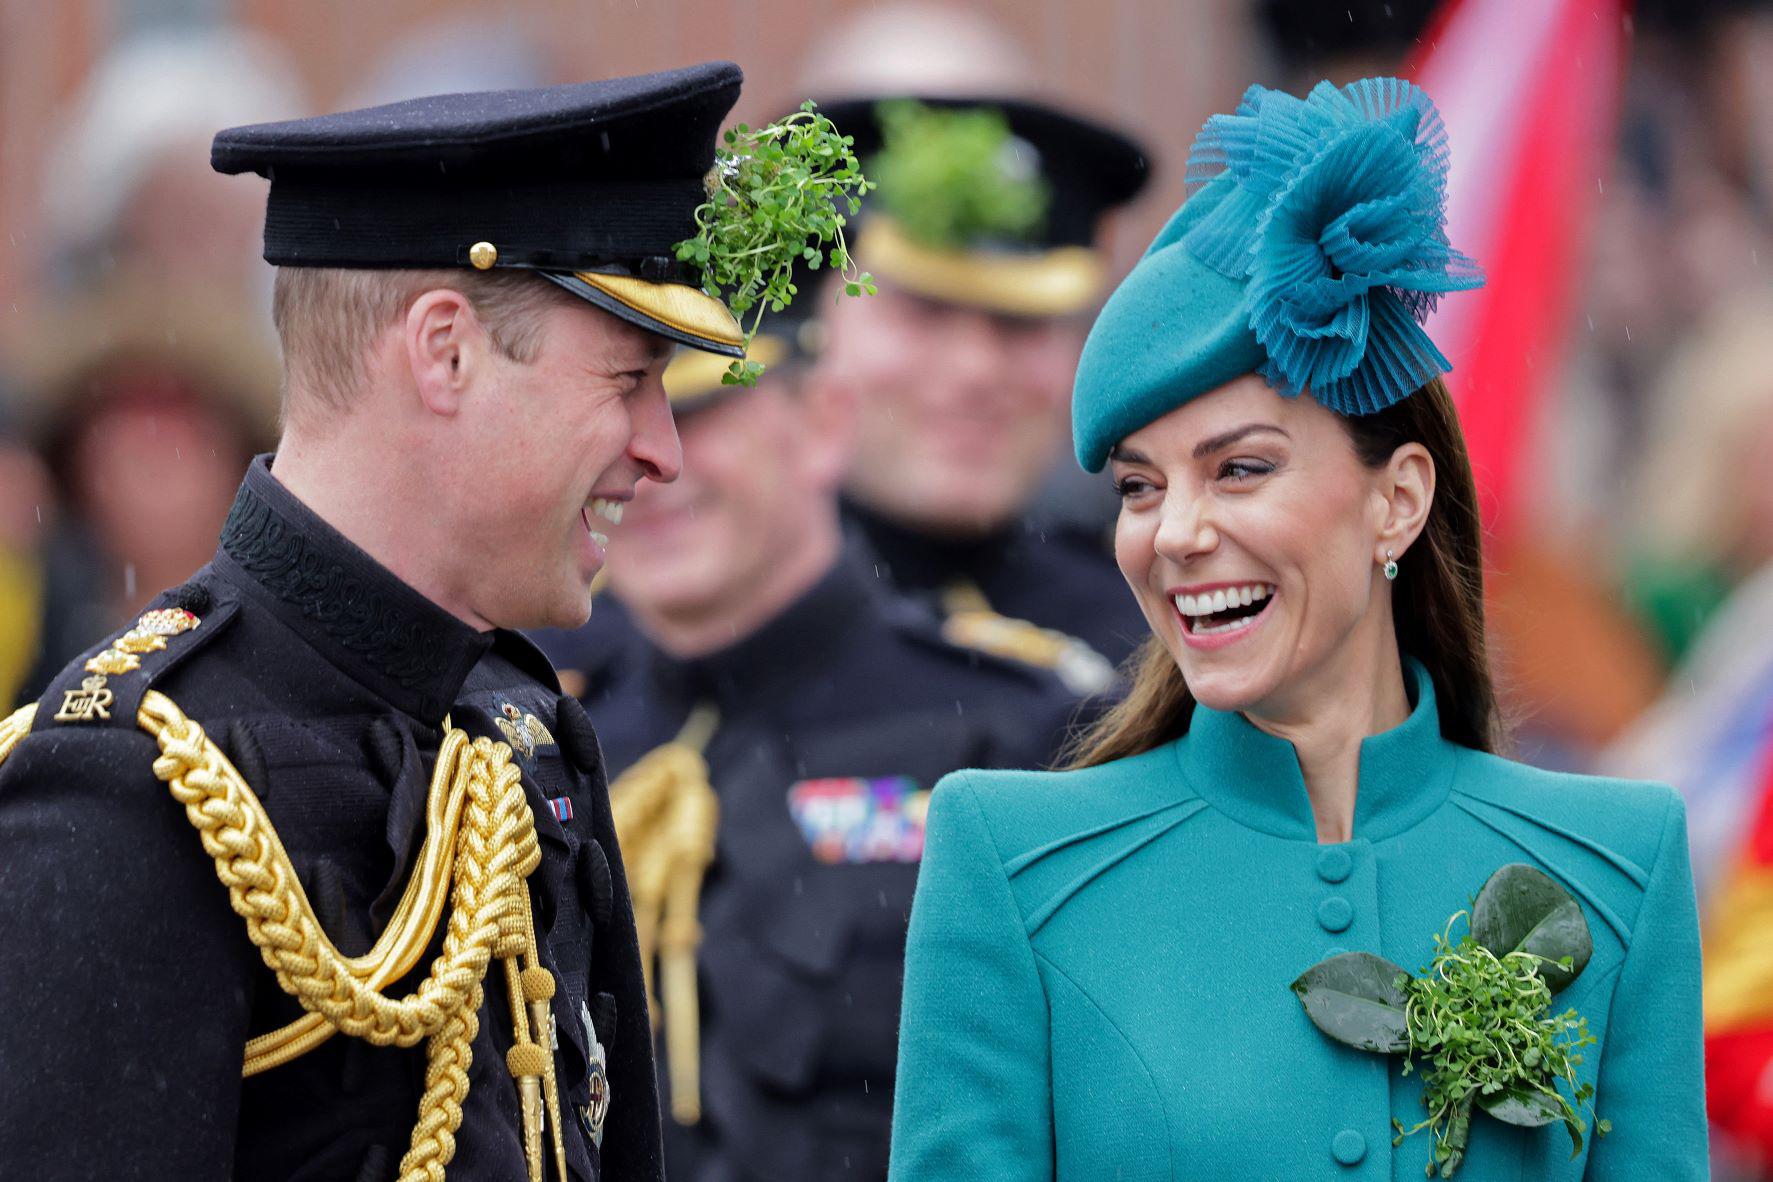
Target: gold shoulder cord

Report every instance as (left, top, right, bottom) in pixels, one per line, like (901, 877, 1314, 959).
(0, 697, 570, 1182)
(608, 703, 720, 1126)
(938, 580, 1118, 695)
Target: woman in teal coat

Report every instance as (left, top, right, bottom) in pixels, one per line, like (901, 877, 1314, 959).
(888, 78, 1708, 1180)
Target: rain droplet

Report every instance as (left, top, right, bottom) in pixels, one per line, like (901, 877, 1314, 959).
(125, 564, 137, 599)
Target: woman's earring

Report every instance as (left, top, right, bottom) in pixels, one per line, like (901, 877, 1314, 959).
(1382, 549, 1399, 581)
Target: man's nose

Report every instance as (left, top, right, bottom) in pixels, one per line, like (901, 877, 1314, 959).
(629, 377, 683, 483)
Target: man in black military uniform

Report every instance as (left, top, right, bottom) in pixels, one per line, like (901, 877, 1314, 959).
(787, 10, 1157, 684)
(533, 321, 1082, 1182)
(0, 62, 761, 1182)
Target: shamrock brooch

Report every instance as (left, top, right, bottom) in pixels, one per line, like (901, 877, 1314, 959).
(1291, 864, 1607, 1177)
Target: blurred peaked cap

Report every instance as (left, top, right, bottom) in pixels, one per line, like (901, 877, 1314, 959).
(8, 277, 283, 453)
(661, 283, 828, 412)
(797, 2, 1034, 98)
(819, 94, 1151, 248)
(816, 94, 1151, 316)
(211, 61, 748, 356)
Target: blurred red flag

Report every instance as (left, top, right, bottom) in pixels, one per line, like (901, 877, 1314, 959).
(1408, 0, 1629, 540)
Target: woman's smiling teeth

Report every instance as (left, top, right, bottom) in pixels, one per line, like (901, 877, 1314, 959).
(1174, 583, 1275, 635)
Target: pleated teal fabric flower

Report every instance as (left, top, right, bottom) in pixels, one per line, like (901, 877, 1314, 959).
(1072, 76, 1483, 472)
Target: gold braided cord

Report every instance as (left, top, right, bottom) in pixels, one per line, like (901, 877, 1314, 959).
(0, 692, 575, 1180)
(0, 704, 36, 763)
(139, 690, 542, 1179)
(610, 704, 720, 1126)
(245, 729, 476, 1074)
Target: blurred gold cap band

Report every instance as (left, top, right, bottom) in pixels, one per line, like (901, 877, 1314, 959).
(664, 335, 789, 407)
(861, 216, 1105, 318)
(572, 271, 746, 350)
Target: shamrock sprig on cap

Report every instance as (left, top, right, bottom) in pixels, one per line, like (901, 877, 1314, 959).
(676, 100, 876, 387)
(870, 99, 1049, 251)
(1291, 864, 1606, 1178)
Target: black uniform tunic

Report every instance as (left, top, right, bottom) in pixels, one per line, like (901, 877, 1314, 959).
(0, 457, 660, 1182)
(539, 557, 1080, 1182)
(841, 498, 1149, 670)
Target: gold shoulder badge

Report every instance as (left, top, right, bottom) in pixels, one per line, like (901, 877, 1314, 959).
(496, 700, 556, 759)
(56, 608, 202, 724)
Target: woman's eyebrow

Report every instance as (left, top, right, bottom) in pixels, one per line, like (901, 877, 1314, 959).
(1107, 444, 1150, 465)
(1192, 423, 1289, 459)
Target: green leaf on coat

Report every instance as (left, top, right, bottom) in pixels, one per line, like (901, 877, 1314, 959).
(1479, 1088, 1563, 1127)
(1471, 863, 1592, 992)
(1290, 951, 1412, 1053)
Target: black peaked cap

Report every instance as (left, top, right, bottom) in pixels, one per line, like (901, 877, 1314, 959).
(212, 62, 748, 354)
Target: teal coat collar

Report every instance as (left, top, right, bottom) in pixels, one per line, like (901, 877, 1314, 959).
(1175, 656, 1459, 842)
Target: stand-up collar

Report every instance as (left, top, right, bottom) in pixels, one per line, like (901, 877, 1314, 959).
(1175, 656, 1460, 842)
(646, 553, 875, 711)
(841, 496, 1014, 594)
(214, 455, 490, 722)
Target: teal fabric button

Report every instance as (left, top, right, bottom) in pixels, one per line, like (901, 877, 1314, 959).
(1332, 1129, 1367, 1165)
(1318, 897, 1353, 933)
(1316, 847, 1353, 883)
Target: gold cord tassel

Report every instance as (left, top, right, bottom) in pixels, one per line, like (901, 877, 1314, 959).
(0, 696, 578, 1180)
(609, 704, 720, 1125)
(4, 693, 566, 1182)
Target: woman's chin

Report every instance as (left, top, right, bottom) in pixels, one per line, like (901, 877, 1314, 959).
(1177, 651, 1278, 714)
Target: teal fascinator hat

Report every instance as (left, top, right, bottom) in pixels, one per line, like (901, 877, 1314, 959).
(1072, 76, 1483, 471)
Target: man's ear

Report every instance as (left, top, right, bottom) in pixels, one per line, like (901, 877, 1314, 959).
(1375, 441, 1435, 563)
(404, 288, 489, 416)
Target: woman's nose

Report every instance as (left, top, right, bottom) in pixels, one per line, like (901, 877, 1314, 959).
(1153, 490, 1216, 562)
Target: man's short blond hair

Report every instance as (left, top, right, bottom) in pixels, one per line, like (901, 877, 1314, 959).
(271, 267, 576, 421)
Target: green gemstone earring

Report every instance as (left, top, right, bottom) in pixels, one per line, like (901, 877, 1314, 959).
(1382, 549, 1399, 581)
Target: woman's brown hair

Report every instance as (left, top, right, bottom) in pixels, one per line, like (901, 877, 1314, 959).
(1062, 376, 1502, 768)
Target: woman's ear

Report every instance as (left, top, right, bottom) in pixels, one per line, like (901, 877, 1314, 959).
(1376, 442, 1435, 562)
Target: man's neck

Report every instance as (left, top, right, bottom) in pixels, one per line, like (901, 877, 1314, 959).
(270, 431, 492, 631)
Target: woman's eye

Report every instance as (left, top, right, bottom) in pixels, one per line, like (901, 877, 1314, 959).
(1113, 476, 1157, 498)
(1219, 459, 1273, 481)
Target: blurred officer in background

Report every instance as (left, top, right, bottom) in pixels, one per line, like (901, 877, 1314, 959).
(4, 281, 279, 704)
(535, 307, 1081, 1182)
(793, 4, 1154, 688)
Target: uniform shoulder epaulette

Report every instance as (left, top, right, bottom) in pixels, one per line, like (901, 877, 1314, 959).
(872, 591, 1102, 696)
(33, 583, 239, 734)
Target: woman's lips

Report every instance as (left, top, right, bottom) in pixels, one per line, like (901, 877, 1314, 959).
(1175, 591, 1276, 652)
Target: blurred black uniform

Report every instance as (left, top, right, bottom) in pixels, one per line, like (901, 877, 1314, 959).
(538, 555, 1080, 1182)
(0, 458, 660, 1182)
(843, 496, 1150, 671)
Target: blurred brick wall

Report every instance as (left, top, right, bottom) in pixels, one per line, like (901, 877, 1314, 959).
(0, 0, 1259, 323)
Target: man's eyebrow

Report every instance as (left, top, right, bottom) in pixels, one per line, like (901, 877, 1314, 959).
(600, 335, 675, 373)
(1192, 423, 1289, 459)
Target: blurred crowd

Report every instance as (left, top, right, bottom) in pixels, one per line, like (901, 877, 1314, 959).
(5, 0, 1773, 1176)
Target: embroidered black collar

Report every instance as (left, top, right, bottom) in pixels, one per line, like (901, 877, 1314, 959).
(215, 455, 490, 721)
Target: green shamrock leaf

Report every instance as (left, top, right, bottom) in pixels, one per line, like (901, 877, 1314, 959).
(675, 100, 876, 387)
